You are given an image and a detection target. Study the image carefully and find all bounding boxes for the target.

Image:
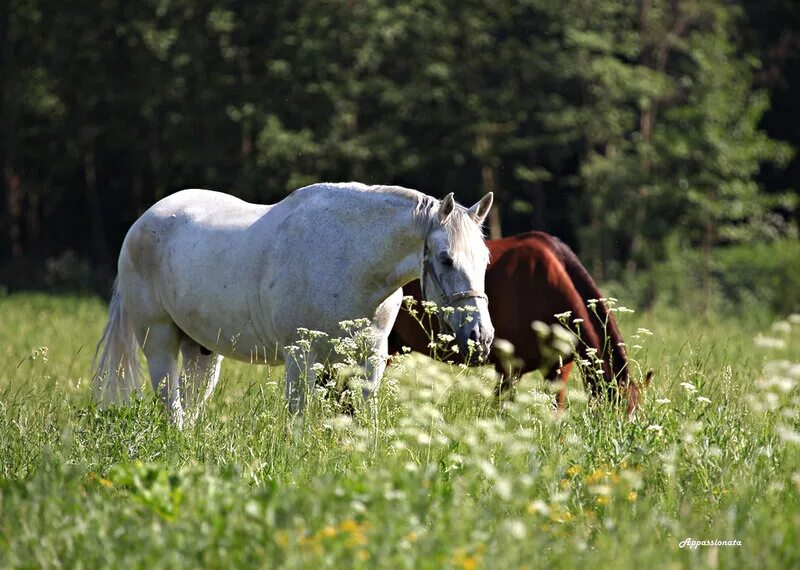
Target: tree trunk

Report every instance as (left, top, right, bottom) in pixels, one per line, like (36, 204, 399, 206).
(627, 0, 654, 272)
(5, 162, 22, 258)
(0, 0, 9, 259)
(482, 162, 502, 239)
(628, 0, 691, 272)
(476, 132, 502, 239)
(627, 103, 653, 272)
(590, 201, 605, 281)
(83, 146, 110, 266)
(150, 117, 165, 202)
(531, 182, 545, 229)
(701, 220, 713, 316)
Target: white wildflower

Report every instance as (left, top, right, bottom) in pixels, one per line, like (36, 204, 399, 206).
(778, 425, 800, 445)
(495, 478, 513, 501)
(528, 500, 550, 515)
(754, 335, 786, 349)
(502, 519, 526, 539)
(493, 338, 515, 356)
(590, 484, 612, 496)
(771, 321, 792, 334)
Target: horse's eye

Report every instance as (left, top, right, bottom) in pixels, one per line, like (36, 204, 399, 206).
(440, 255, 454, 267)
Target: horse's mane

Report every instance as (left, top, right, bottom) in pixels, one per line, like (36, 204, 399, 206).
(303, 182, 483, 252)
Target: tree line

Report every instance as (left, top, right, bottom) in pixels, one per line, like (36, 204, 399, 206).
(1, 0, 798, 290)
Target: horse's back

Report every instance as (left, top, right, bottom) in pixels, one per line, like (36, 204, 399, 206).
(137, 189, 270, 233)
(464, 232, 594, 375)
(486, 232, 576, 320)
(120, 189, 271, 296)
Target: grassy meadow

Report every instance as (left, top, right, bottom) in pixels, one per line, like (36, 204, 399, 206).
(0, 292, 798, 568)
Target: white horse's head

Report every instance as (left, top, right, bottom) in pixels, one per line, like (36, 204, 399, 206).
(422, 192, 495, 358)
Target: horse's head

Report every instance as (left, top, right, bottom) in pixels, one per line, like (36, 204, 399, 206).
(422, 192, 495, 358)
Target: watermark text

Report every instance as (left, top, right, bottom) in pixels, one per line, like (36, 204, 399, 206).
(679, 538, 742, 550)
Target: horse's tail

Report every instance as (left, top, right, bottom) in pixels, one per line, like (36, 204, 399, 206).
(548, 237, 632, 392)
(93, 278, 141, 406)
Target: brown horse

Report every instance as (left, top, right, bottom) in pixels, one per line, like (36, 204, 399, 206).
(389, 231, 641, 416)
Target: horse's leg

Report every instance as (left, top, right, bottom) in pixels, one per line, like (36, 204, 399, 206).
(200, 353, 223, 406)
(141, 323, 184, 428)
(284, 348, 318, 414)
(362, 289, 402, 403)
(180, 339, 206, 411)
(180, 338, 224, 414)
(362, 347, 388, 402)
(545, 360, 573, 412)
(493, 362, 520, 400)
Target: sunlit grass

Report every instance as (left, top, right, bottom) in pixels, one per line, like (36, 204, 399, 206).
(0, 292, 798, 568)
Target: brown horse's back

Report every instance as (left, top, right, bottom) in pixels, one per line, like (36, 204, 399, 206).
(483, 232, 601, 379)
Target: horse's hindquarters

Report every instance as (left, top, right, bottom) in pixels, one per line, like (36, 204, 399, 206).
(117, 190, 282, 366)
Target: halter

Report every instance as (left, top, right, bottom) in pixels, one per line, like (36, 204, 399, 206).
(421, 225, 488, 307)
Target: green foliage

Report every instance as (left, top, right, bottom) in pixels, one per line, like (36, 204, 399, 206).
(713, 239, 800, 315)
(618, 237, 800, 317)
(1, 0, 796, 288)
(1, 294, 800, 567)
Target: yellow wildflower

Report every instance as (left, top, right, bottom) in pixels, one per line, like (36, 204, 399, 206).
(585, 469, 604, 485)
(340, 519, 360, 533)
(88, 472, 113, 489)
(452, 551, 478, 570)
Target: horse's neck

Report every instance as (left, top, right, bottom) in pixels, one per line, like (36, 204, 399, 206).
(355, 196, 428, 306)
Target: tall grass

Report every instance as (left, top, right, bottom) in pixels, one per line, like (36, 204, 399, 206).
(0, 293, 798, 568)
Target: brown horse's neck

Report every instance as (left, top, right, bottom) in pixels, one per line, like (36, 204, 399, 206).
(547, 235, 629, 387)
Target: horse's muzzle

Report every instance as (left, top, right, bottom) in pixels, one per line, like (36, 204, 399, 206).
(456, 321, 494, 361)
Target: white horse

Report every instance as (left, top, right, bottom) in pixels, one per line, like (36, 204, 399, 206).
(94, 182, 494, 427)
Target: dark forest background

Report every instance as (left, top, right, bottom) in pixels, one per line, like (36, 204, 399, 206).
(1, 0, 799, 312)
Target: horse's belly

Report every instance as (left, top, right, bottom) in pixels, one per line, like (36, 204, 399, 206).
(163, 270, 281, 364)
(171, 308, 282, 364)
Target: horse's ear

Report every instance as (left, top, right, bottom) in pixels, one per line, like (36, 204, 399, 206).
(438, 193, 455, 223)
(468, 192, 493, 225)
